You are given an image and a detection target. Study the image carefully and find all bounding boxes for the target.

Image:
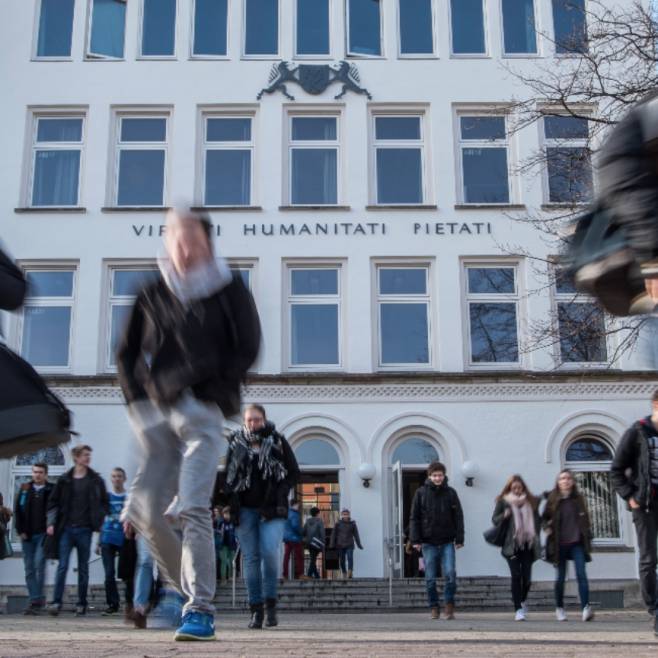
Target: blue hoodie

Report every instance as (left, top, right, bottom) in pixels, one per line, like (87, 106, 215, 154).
(283, 507, 302, 543)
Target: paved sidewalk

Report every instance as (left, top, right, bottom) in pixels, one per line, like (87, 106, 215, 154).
(0, 610, 656, 657)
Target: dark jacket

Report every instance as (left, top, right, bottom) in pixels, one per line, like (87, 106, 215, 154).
(14, 480, 54, 539)
(409, 478, 464, 546)
(541, 490, 592, 566)
(611, 417, 656, 509)
(303, 516, 325, 547)
(0, 247, 26, 311)
(116, 273, 261, 417)
(46, 467, 109, 535)
(330, 519, 363, 549)
(491, 498, 541, 560)
(225, 424, 300, 523)
(597, 90, 658, 263)
(283, 507, 303, 543)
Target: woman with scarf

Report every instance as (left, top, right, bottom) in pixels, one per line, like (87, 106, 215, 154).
(491, 475, 541, 621)
(225, 404, 299, 629)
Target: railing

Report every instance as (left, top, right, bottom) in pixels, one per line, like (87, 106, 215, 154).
(231, 545, 242, 609)
(384, 538, 393, 608)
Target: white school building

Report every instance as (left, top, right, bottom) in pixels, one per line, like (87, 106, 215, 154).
(0, 0, 654, 595)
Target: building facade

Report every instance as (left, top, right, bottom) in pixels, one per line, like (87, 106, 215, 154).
(0, 0, 654, 589)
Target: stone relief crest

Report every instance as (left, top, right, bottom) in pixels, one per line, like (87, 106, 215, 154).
(257, 61, 372, 101)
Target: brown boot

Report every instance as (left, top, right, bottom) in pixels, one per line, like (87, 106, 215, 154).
(430, 607, 440, 620)
(347, 570, 353, 579)
(445, 603, 455, 620)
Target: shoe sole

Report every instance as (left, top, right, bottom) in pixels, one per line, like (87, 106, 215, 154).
(174, 633, 216, 641)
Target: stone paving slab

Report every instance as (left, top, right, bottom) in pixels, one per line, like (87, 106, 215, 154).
(0, 611, 656, 658)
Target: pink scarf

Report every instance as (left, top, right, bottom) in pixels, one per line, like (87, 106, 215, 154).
(504, 493, 536, 548)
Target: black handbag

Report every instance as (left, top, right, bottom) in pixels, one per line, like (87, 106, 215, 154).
(483, 518, 509, 547)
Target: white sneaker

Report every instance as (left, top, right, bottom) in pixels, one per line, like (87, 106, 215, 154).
(521, 600, 528, 615)
(582, 604, 594, 622)
(556, 607, 567, 622)
(514, 608, 526, 621)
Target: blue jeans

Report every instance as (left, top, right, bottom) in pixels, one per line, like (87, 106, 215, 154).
(21, 533, 46, 604)
(235, 507, 285, 605)
(555, 543, 590, 608)
(133, 535, 154, 610)
(338, 547, 354, 573)
(422, 542, 457, 607)
(53, 526, 92, 607)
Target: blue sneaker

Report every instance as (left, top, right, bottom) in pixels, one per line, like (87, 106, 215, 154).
(174, 611, 216, 641)
(150, 589, 185, 629)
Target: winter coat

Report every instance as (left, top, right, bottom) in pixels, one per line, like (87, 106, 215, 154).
(611, 417, 656, 510)
(491, 499, 541, 560)
(0, 247, 26, 311)
(303, 517, 325, 547)
(541, 490, 592, 566)
(13, 481, 54, 539)
(116, 273, 260, 417)
(283, 508, 303, 543)
(224, 423, 300, 523)
(330, 519, 363, 549)
(47, 467, 109, 535)
(409, 478, 464, 546)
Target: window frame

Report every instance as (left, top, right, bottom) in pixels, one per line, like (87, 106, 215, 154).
(448, 0, 489, 58)
(455, 108, 514, 205)
(85, 0, 127, 61)
(137, 0, 178, 60)
(284, 260, 345, 371)
(373, 261, 434, 370)
(26, 111, 86, 209)
(396, 0, 437, 59)
(345, 0, 385, 59)
(462, 259, 524, 370)
(32, 0, 76, 61)
(110, 109, 171, 208)
(285, 109, 343, 207)
(541, 111, 592, 206)
(190, 0, 230, 59)
(563, 435, 624, 546)
(200, 110, 256, 207)
(499, 0, 540, 58)
(242, 0, 281, 59)
(294, 0, 332, 59)
(16, 263, 78, 373)
(369, 108, 431, 206)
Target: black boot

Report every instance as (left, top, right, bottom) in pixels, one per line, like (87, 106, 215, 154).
(248, 603, 264, 629)
(265, 598, 278, 627)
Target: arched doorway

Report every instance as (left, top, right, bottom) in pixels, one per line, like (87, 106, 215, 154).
(389, 436, 440, 577)
(293, 437, 343, 579)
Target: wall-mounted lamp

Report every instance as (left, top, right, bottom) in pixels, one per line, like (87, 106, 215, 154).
(358, 463, 376, 488)
(461, 461, 479, 487)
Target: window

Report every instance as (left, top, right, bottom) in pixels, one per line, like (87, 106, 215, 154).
(377, 266, 430, 366)
(465, 264, 519, 365)
(391, 438, 439, 466)
(193, 0, 228, 56)
(373, 115, 426, 204)
(29, 115, 84, 207)
(244, 0, 278, 56)
(203, 116, 253, 206)
(554, 269, 607, 363)
(10, 447, 67, 543)
(552, 0, 587, 54)
(295, 439, 341, 466)
(296, 0, 330, 56)
(114, 115, 168, 206)
(347, 0, 382, 57)
(543, 115, 592, 204)
(106, 267, 160, 369)
(501, 0, 537, 55)
(229, 264, 253, 289)
(458, 114, 510, 204)
(399, 0, 434, 55)
(140, 0, 176, 57)
(450, 0, 485, 55)
(565, 436, 621, 542)
(87, 0, 126, 59)
(35, 0, 75, 58)
(288, 116, 339, 205)
(287, 266, 341, 367)
(20, 268, 76, 369)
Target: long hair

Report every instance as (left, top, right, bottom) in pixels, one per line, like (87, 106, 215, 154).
(550, 468, 580, 497)
(496, 474, 538, 507)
